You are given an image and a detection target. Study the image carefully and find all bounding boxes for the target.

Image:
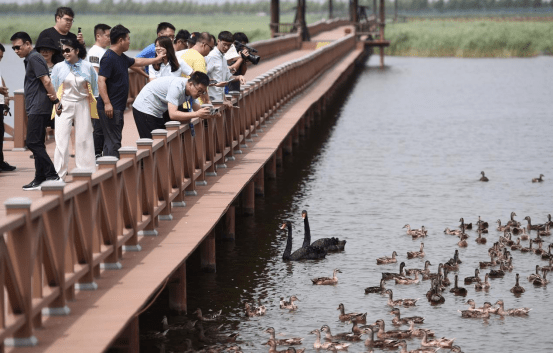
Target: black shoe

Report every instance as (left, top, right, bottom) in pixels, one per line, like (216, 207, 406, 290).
(0, 162, 16, 171)
(45, 175, 61, 182)
(22, 179, 43, 191)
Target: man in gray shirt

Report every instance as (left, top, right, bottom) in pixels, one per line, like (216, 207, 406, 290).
(11, 31, 60, 190)
(132, 71, 214, 139)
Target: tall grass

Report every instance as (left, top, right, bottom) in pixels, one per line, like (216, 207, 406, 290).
(0, 13, 326, 49)
(386, 19, 553, 57)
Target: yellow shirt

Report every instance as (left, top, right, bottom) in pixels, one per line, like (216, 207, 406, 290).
(179, 49, 206, 78)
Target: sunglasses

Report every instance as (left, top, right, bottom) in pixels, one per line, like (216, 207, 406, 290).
(62, 48, 74, 54)
(12, 45, 22, 51)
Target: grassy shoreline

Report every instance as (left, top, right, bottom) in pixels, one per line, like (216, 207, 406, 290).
(385, 18, 553, 57)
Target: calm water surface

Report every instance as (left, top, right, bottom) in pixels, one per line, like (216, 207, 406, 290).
(144, 55, 553, 353)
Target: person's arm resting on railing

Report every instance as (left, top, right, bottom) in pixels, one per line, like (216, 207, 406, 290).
(167, 102, 212, 122)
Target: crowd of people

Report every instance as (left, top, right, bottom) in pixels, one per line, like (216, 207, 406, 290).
(1, 7, 252, 190)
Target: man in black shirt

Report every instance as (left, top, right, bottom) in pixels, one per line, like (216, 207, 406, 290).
(97, 24, 165, 158)
(36, 7, 84, 65)
(11, 32, 60, 190)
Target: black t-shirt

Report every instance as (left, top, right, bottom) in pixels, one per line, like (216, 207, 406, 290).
(97, 49, 135, 111)
(37, 27, 79, 64)
(23, 49, 52, 115)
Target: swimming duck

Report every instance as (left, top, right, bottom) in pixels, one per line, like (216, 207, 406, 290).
(538, 224, 551, 236)
(464, 269, 480, 285)
(449, 275, 467, 297)
(547, 214, 553, 229)
(459, 218, 472, 230)
(302, 210, 346, 252)
(532, 268, 549, 286)
(385, 289, 419, 307)
(245, 302, 266, 317)
(324, 344, 351, 352)
(479, 171, 489, 182)
(310, 329, 349, 350)
(420, 331, 455, 348)
(280, 295, 300, 310)
(395, 271, 420, 285)
(337, 303, 367, 323)
(511, 223, 524, 235)
(365, 278, 387, 294)
(527, 265, 541, 282)
(500, 257, 513, 272)
(532, 174, 544, 183)
(263, 339, 292, 353)
(403, 224, 426, 237)
(475, 230, 487, 244)
(499, 232, 514, 247)
(506, 212, 518, 227)
(429, 286, 445, 305)
(280, 221, 327, 261)
(479, 255, 497, 269)
(406, 320, 434, 338)
(390, 308, 424, 326)
(520, 239, 533, 253)
(540, 258, 553, 272)
(523, 216, 546, 231)
(285, 348, 305, 353)
(519, 228, 530, 241)
(488, 268, 505, 278)
(458, 307, 490, 318)
(440, 268, 451, 287)
(362, 326, 399, 349)
(406, 260, 432, 277)
(374, 319, 412, 339)
(541, 243, 553, 260)
(407, 243, 425, 259)
(534, 242, 547, 256)
(193, 308, 222, 322)
(532, 231, 545, 244)
(422, 263, 443, 281)
(511, 238, 522, 251)
(496, 220, 509, 232)
(474, 273, 491, 291)
(321, 324, 362, 342)
(494, 299, 531, 316)
(377, 251, 398, 265)
(382, 262, 406, 281)
(476, 216, 489, 230)
(312, 269, 342, 285)
(395, 339, 440, 353)
(444, 228, 463, 236)
(264, 327, 303, 346)
(457, 236, 468, 248)
(447, 249, 462, 264)
(510, 273, 525, 294)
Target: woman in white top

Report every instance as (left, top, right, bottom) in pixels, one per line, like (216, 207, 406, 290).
(51, 39, 98, 179)
(148, 36, 193, 81)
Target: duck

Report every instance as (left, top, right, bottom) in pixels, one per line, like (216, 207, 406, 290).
(447, 249, 462, 264)
(245, 302, 266, 317)
(497, 219, 509, 232)
(312, 269, 341, 285)
(377, 251, 398, 265)
(362, 326, 399, 349)
(527, 265, 541, 282)
(406, 260, 432, 276)
(476, 216, 489, 230)
(382, 262, 406, 281)
(534, 242, 547, 256)
(500, 257, 513, 272)
(479, 255, 497, 268)
(395, 271, 420, 285)
(395, 339, 441, 353)
(280, 221, 327, 261)
(506, 212, 518, 227)
(406, 320, 434, 338)
(444, 228, 463, 236)
(443, 261, 459, 272)
(285, 348, 305, 353)
(390, 308, 425, 326)
(407, 243, 425, 259)
(302, 210, 346, 252)
(458, 307, 490, 318)
(280, 295, 300, 310)
(337, 303, 366, 323)
(540, 258, 553, 272)
(538, 224, 551, 236)
(475, 229, 487, 244)
(523, 215, 546, 231)
(264, 327, 303, 346)
(374, 319, 412, 339)
(403, 224, 426, 237)
(511, 223, 524, 235)
(479, 171, 489, 182)
(449, 275, 467, 297)
(428, 286, 445, 305)
(541, 243, 553, 260)
(457, 236, 468, 248)
(365, 278, 387, 294)
(500, 232, 514, 247)
(509, 273, 525, 294)
(532, 269, 549, 286)
(420, 331, 455, 348)
(464, 269, 480, 285)
(459, 218, 472, 230)
(385, 289, 419, 307)
(488, 268, 505, 278)
(532, 231, 545, 244)
(193, 308, 222, 322)
(532, 174, 545, 182)
(519, 228, 530, 241)
(520, 239, 533, 253)
(474, 273, 491, 291)
(310, 329, 349, 350)
(422, 263, 443, 281)
(440, 268, 451, 287)
(494, 299, 531, 316)
(511, 238, 522, 251)
(263, 339, 292, 353)
(321, 324, 361, 342)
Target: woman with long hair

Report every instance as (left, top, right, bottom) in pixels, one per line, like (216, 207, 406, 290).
(149, 36, 193, 81)
(50, 39, 98, 179)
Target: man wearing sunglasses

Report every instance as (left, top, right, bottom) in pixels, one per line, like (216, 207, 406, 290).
(11, 32, 61, 190)
(36, 7, 85, 65)
(178, 32, 215, 105)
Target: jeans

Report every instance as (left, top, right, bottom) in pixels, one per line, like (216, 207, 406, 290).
(26, 113, 57, 180)
(98, 109, 123, 159)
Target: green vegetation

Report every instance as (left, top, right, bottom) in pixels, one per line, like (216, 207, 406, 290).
(0, 13, 328, 50)
(386, 19, 553, 57)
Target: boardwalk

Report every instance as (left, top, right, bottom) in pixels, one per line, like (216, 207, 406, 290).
(0, 24, 367, 352)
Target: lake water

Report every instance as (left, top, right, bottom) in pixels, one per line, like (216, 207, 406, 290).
(137, 54, 553, 353)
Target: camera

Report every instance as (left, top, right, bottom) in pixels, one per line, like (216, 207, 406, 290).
(3, 105, 11, 116)
(234, 40, 260, 65)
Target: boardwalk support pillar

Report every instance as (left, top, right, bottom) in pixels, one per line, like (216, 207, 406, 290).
(242, 181, 255, 216)
(169, 262, 187, 314)
(223, 206, 236, 240)
(254, 169, 264, 197)
(111, 316, 139, 351)
(266, 154, 277, 180)
(200, 230, 216, 273)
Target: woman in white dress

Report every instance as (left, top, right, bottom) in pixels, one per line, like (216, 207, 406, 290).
(51, 39, 98, 179)
(148, 36, 193, 81)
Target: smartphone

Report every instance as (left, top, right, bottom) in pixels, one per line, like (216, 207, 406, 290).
(78, 27, 82, 34)
(209, 80, 218, 86)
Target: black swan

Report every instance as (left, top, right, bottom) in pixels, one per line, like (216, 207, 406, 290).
(281, 221, 326, 261)
(302, 210, 346, 251)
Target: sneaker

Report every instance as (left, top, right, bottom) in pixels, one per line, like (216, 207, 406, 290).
(95, 154, 102, 160)
(0, 162, 16, 171)
(45, 175, 61, 182)
(22, 179, 43, 191)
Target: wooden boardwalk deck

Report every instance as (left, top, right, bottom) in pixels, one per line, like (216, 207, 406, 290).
(1, 25, 365, 352)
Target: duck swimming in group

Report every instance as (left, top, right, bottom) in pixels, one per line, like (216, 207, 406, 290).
(532, 269, 549, 286)
(337, 303, 367, 323)
(479, 171, 489, 182)
(264, 327, 303, 346)
(449, 275, 467, 297)
(406, 320, 434, 338)
(390, 307, 425, 325)
(280, 221, 327, 261)
(406, 260, 432, 276)
(320, 324, 361, 342)
(302, 210, 346, 252)
(385, 289, 419, 307)
(494, 299, 531, 316)
(364, 278, 387, 294)
(395, 339, 441, 353)
(310, 329, 350, 350)
(382, 262, 406, 281)
(420, 331, 455, 348)
(407, 243, 425, 259)
(280, 295, 300, 310)
(474, 273, 491, 291)
(312, 269, 342, 285)
(377, 251, 398, 265)
(193, 308, 222, 322)
(532, 174, 545, 183)
(362, 326, 399, 349)
(374, 319, 412, 339)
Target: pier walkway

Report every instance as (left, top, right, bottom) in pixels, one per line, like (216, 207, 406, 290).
(0, 23, 368, 352)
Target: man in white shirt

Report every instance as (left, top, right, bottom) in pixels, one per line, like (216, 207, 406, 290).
(86, 23, 111, 158)
(0, 43, 16, 171)
(205, 31, 245, 104)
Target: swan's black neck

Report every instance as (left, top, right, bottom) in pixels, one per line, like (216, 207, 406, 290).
(302, 215, 311, 248)
(282, 223, 293, 261)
